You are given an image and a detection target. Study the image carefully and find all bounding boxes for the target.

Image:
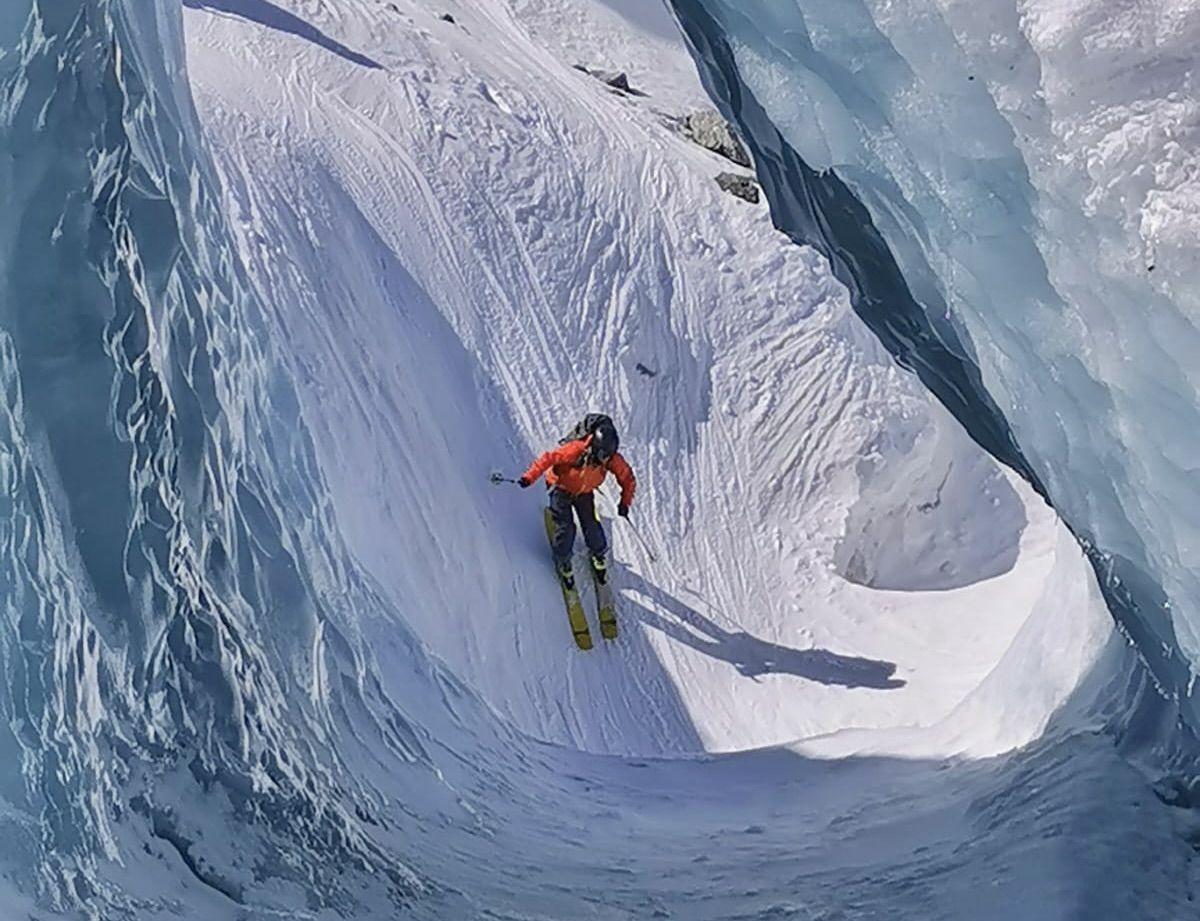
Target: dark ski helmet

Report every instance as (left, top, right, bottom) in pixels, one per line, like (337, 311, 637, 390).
(589, 423, 619, 462)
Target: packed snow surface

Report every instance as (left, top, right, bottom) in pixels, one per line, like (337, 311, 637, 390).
(0, 0, 1194, 917)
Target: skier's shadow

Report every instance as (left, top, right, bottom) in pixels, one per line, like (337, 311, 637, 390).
(617, 568, 905, 689)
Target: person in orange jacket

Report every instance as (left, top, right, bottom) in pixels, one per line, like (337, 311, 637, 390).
(519, 417, 636, 587)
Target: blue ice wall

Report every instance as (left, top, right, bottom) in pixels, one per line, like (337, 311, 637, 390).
(0, 2, 448, 910)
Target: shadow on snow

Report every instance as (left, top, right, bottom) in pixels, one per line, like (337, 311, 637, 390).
(617, 567, 905, 689)
(183, 0, 383, 70)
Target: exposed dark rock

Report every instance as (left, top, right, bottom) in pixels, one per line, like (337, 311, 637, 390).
(595, 70, 631, 91)
(439, 13, 456, 23)
(574, 67, 647, 96)
(716, 172, 760, 204)
(635, 363, 659, 378)
(684, 111, 751, 167)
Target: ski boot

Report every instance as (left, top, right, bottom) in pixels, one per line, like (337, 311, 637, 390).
(555, 559, 576, 591)
(589, 553, 608, 585)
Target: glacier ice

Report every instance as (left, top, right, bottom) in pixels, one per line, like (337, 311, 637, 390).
(0, 0, 447, 909)
(669, 0, 1200, 718)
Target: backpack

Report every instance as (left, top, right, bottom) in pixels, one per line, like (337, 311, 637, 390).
(560, 413, 618, 448)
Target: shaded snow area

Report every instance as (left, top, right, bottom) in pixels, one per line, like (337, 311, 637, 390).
(0, 0, 1195, 917)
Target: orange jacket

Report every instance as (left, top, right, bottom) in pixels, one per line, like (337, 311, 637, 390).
(523, 437, 637, 506)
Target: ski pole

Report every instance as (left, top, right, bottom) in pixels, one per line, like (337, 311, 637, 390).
(623, 517, 658, 564)
(488, 471, 523, 486)
(596, 485, 658, 563)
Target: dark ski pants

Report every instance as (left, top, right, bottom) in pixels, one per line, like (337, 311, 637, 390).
(549, 488, 607, 566)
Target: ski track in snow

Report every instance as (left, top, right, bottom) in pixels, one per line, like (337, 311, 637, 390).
(181, 0, 1111, 760)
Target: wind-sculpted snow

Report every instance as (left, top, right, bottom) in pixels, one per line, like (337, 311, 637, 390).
(668, 0, 1200, 724)
(0, 1, 447, 912)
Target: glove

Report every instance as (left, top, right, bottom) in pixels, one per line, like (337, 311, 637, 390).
(518, 476, 532, 488)
(618, 503, 630, 518)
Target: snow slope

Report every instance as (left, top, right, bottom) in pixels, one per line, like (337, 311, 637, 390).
(182, 0, 1108, 762)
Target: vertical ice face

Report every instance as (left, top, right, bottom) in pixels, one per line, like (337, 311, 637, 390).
(0, 1, 444, 911)
(669, 0, 1200, 718)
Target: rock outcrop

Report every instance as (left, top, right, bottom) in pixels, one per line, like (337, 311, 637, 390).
(684, 111, 751, 167)
(716, 172, 760, 204)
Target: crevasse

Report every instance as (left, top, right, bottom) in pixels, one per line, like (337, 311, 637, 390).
(1, 0, 1197, 917)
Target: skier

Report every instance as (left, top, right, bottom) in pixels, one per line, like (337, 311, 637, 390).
(518, 414, 636, 589)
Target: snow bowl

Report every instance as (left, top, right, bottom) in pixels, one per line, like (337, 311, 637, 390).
(834, 403, 1027, 592)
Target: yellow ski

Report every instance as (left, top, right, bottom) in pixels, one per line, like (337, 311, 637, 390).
(544, 507, 593, 650)
(590, 565, 618, 640)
